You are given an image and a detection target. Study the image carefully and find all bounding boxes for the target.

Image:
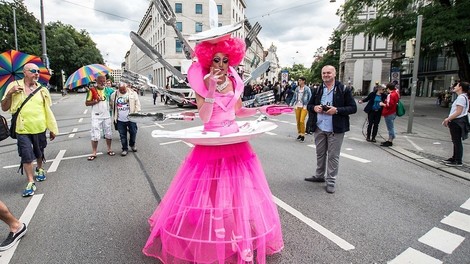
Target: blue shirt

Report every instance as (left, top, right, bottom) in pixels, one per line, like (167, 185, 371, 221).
(317, 84, 334, 132)
(372, 94, 382, 111)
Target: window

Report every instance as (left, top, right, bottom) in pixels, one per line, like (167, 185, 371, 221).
(218, 22, 223, 27)
(176, 22, 183, 31)
(175, 3, 182, 13)
(195, 4, 202, 14)
(195, 22, 203, 33)
(176, 40, 182, 53)
(217, 5, 222, 15)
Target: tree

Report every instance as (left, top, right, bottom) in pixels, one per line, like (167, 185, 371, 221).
(339, 0, 470, 81)
(309, 30, 341, 84)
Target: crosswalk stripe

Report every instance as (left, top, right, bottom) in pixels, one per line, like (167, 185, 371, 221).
(388, 247, 442, 264)
(418, 227, 465, 254)
(461, 198, 470, 210)
(441, 211, 470, 232)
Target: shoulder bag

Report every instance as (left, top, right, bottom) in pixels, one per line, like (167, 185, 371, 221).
(10, 86, 43, 139)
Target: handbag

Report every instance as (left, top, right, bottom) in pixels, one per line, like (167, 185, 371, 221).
(0, 115, 9, 141)
(396, 100, 405, 117)
(9, 86, 43, 139)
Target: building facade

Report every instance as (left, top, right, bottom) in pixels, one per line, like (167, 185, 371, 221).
(125, 0, 269, 89)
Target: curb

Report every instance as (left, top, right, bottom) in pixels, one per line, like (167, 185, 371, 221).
(388, 146, 470, 181)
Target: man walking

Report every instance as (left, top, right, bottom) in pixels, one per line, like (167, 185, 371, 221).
(85, 75, 115, 160)
(305, 65, 357, 193)
(110, 82, 141, 156)
(1, 63, 58, 197)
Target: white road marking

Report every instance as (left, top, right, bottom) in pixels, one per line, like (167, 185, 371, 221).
(183, 141, 194, 147)
(306, 145, 371, 163)
(404, 135, 424, 151)
(68, 128, 78, 138)
(0, 194, 44, 264)
(345, 148, 353, 151)
(160, 140, 182, 145)
(265, 131, 276, 135)
(433, 142, 441, 145)
(461, 198, 470, 210)
(78, 118, 83, 123)
(2, 153, 103, 169)
(47, 150, 66, 173)
(83, 109, 88, 115)
(272, 196, 355, 251)
(388, 247, 442, 264)
(441, 211, 470, 232)
(418, 227, 465, 254)
(154, 122, 164, 128)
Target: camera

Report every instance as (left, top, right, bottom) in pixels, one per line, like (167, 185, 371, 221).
(321, 104, 330, 112)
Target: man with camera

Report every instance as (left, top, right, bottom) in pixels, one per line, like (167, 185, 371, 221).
(304, 65, 357, 193)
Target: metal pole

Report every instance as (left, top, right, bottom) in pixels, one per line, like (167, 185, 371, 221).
(40, 0, 49, 69)
(13, 7, 18, 50)
(406, 15, 423, 134)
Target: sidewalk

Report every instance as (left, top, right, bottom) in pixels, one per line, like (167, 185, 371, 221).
(373, 96, 470, 181)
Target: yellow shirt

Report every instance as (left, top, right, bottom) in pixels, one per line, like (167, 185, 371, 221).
(2, 79, 58, 135)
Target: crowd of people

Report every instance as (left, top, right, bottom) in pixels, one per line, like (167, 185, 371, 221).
(1, 48, 469, 264)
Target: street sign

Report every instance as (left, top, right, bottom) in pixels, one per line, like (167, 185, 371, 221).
(281, 70, 288, 83)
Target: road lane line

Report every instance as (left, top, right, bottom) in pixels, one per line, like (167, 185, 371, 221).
(388, 247, 442, 264)
(78, 118, 83, 123)
(306, 145, 371, 163)
(272, 196, 355, 251)
(461, 198, 470, 210)
(3, 153, 103, 169)
(265, 131, 276, 135)
(0, 194, 44, 264)
(68, 128, 78, 138)
(441, 211, 470, 232)
(403, 135, 424, 151)
(83, 109, 88, 115)
(418, 227, 464, 254)
(160, 140, 182, 145)
(47, 150, 66, 173)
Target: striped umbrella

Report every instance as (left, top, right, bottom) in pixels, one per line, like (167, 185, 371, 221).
(0, 49, 51, 99)
(64, 64, 112, 89)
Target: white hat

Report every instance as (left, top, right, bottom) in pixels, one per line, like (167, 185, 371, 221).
(188, 22, 242, 44)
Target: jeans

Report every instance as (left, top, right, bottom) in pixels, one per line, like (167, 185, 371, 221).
(384, 114, 396, 140)
(117, 120, 138, 151)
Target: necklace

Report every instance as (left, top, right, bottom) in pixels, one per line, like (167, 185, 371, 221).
(216, 78, 229, 92)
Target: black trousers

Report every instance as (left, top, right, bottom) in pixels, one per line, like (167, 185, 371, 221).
(367, 110, 382, 139)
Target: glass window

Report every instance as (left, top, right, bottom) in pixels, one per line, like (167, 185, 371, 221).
(176, 22, 183, 31)
(218, 23, 223, 27)
(175, 40, 182, 53)
(195, 22, 203, 33)
(175, 3, 182, 13)
(195, 4, 202, 14)
(217, 5, 222, 15)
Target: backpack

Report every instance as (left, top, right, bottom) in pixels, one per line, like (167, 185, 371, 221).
(0, 115, 9, 141)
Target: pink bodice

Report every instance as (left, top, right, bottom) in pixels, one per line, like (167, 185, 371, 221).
(204, 91, 239, 136)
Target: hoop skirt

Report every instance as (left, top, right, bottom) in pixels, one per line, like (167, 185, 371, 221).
(143, 67, 283, 263)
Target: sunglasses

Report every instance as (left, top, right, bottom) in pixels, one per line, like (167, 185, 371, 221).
(213, 57, 229, 64)
(28, 69, 40, 74)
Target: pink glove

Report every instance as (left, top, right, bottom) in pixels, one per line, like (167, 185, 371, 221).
(198, 68, 222, 123)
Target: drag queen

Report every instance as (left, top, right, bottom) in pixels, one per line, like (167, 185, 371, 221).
(143, 35, 284, 263)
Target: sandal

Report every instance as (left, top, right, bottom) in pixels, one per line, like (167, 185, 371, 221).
(107, 151, 116, 156)
(87, 155, 97, 161)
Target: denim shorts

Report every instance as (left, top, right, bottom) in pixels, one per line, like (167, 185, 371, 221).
(17, 132, 47, 164)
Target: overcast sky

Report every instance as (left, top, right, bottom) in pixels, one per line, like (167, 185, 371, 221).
(22, 0, 342, 69)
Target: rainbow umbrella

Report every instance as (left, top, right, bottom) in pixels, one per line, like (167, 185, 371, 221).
(64, 64, 112, 89)
(0, 50, 51, 99)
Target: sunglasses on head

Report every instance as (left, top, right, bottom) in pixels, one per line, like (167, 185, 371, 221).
(28, 69, 40, 74)
(212, 57, 229, 64)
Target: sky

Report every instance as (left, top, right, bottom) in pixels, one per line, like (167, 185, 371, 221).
(22, 0, 342, 69)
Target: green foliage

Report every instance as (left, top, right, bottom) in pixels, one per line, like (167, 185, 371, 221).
(339, 0, 470, 81)
(309, 30, 341, 84)
(0, 0, 105, 88)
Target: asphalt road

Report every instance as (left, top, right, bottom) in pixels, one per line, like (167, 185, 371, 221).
(0, 92, 469, 264)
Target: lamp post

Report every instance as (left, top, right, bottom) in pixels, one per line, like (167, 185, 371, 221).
(406, 15, 423, 134)
(40, 0, 50, 70)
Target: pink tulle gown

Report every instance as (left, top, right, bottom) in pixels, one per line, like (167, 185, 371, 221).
(143, 65, 284, 263)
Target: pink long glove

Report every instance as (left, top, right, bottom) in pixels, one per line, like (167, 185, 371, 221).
(198, 68, 221, 123)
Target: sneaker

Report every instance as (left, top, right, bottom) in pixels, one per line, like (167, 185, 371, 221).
(0, 223, 27, 251)
(304, 177, 325, 182)
(130, 146, 137, 152)
(446, 161, 463, 167)
(441, 158, 455, 163)
(326, 185, 336, 194)
(22, 182, 36, 197)
(121, 150, 128, 156)
(35, 168, 46, 182)
(371, 138, 376, 143)
(296, 135, 302, 140)
(380, 141, 393, 147)
(366, 138, 371, 142)
(300, 136, 305, 142)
